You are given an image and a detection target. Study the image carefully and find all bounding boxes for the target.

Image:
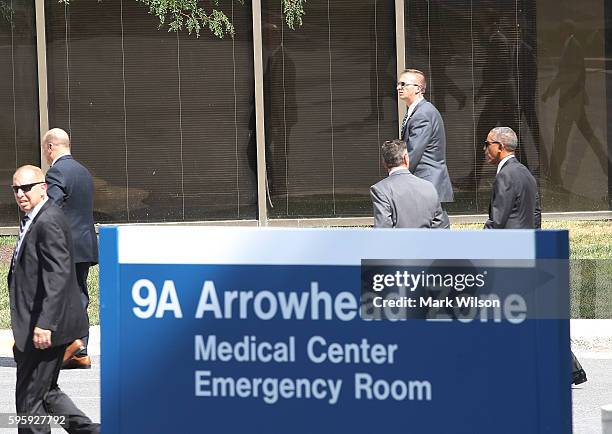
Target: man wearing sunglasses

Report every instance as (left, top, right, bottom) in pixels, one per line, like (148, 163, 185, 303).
(9, 165, 100, 433)
(398, 69, 454, 228)
(483, 127, 541, 229)
(482, 127, 586, 386)
(42, 128, 98, 369)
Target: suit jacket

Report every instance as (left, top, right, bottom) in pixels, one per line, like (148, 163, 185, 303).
(484, 157, 542, 229)
(401, 99, 454, 203)
(8, 201, 88, 352)
(370, 168, 444, 228)
(46, 154, 98, 264)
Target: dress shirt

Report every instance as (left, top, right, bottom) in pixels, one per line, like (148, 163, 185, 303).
(15, 198, 48, 257)
(497, 154, 516, 174)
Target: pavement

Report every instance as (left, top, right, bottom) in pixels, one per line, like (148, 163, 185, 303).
(0, 328, 101, 434)
(0, 321, 610, 433)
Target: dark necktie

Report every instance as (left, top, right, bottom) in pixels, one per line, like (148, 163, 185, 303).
(12, 215, 29, 269)
(401, 112, 409, 139)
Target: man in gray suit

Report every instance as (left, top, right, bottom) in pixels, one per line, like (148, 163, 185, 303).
(483, 127, 541, 229)
(398, 69, 453, 228)
(370, 139, 444, 228)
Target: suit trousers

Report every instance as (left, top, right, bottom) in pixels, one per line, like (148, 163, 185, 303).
(571, 350, 584, 374)
(13, 345, 99, 434)
(75, 262, 91, 352)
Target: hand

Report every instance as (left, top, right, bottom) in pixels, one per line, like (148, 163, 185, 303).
(33, 327, 52, 350)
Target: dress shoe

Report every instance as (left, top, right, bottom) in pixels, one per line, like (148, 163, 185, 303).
(62, 354, 92, 370)
(572, 369, 587, 385)
(63, 339, 85, 363)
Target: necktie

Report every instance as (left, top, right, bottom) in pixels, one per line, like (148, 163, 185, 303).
(12, 215, 29, 269)
(401, 112, 409, 138)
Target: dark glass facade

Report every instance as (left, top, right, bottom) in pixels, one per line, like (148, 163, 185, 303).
(0, 0, 609, 225)
(0, 0, 39, 223)
(46, 0, 256, 223)
(261, 0, 398, 218)
(405, 0, 611, 214)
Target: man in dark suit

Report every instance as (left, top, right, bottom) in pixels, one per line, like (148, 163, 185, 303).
(483, 126, 541, 229)
(482, 127, 586, 385)
(9, 165, 99, 434)
(370, 139, 444, 228)
(398, 69, 453, 228)
(42, 128, 98, 369)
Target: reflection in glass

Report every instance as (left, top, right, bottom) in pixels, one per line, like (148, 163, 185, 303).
(0, 0, 39, 225)
(406, 0, 610, 214)
(262, 0, 397, 218)
(542, 20, 608, 187)
(46, 0, 256, 223)
(470, 11, 520, 190)
(538, 1, 609, 211)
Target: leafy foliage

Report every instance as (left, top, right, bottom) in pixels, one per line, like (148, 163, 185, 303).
(0, 0, 14, 29)
(59, 0, 306, 38)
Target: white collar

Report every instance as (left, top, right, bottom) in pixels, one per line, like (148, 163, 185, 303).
(51, 152, 71, 167)
(497, 154, 516, 174)
(26, 197, 48, 220)
(389, 166, 408, 175)
(406, 96, 424, 119)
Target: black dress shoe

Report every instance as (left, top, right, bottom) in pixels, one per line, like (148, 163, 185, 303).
(572, 369, 587, 385)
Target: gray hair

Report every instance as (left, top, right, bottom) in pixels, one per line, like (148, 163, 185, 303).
(381, 139, 407, 168)
(490, 127, 518, 151)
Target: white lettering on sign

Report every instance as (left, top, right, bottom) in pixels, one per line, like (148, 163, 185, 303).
(354, 373, 432, 401)
(131, 279, 183, 319)
(194, 370, 343, 405)
(306, 336, 398, 365)
(194, 280, 357, 321)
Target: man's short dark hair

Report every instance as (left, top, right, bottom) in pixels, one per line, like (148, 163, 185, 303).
(381, 140, 407, 168)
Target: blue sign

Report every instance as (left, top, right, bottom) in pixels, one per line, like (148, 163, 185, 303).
(100, 227, 571, 433)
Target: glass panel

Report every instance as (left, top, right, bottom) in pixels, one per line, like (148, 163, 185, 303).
(46, 0, 257, 223)
(405, 0, 610, 214)
(0, 0, 39, 225)
(262, 0, 398, 218)
(537, 0, 610, 211)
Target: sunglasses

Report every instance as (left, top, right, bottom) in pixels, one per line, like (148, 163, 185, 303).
(11, 182, 44, 194)
(483, 140, 502, 147)
(397, 82, 421, 88)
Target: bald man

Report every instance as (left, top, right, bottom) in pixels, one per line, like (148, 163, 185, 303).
(9, 165, 99, 433)
(42, 128, 98, 369)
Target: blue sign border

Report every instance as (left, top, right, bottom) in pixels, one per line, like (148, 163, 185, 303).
(100, 227, 571, 433)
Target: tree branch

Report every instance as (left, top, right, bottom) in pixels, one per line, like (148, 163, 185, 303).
(58, 0, 305, 38)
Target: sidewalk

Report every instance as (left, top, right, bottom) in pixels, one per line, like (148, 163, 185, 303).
(571, 319, 612, 359)
(0, 320, 610, 358)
